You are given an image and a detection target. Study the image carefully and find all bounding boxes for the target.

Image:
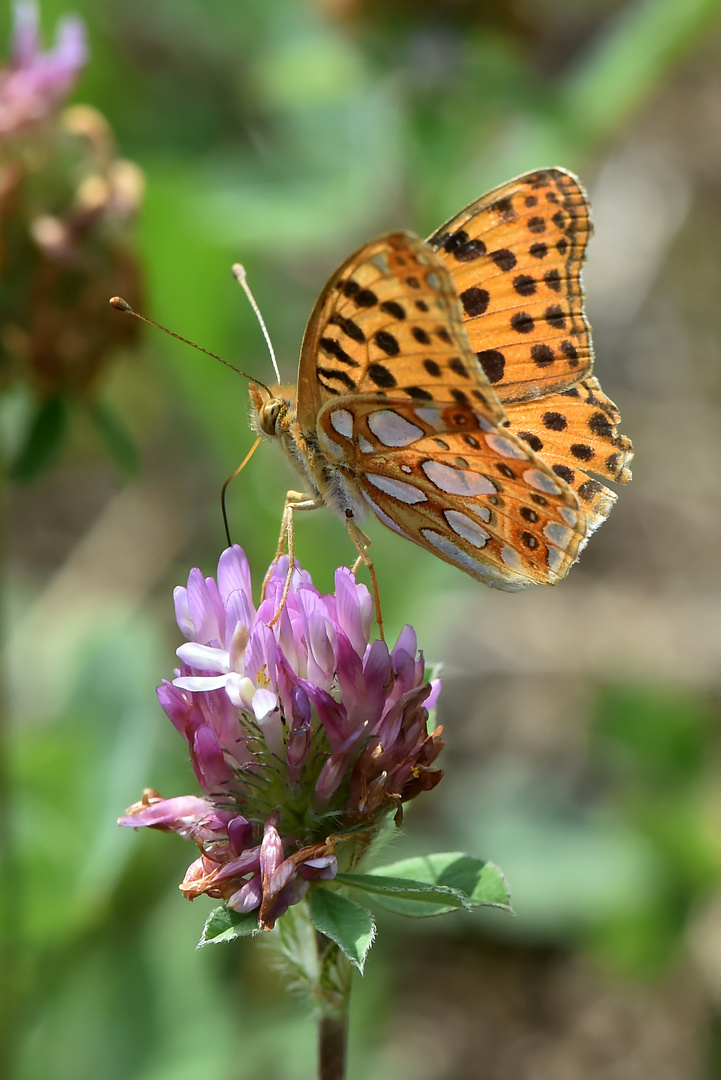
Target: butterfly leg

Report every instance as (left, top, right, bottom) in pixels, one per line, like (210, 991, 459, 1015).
(263, 490, 322, 625)
(344, 512, 385, 642)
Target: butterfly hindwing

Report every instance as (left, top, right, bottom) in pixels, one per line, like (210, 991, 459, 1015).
(503, 376, 633, 533)
(316, 394, 587, 589)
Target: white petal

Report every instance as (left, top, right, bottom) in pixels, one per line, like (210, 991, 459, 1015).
(252, 688, 278, 721)
(172, 674, 230, 692)
(225, 674, 255, 709)
(176, 642, 230, 672)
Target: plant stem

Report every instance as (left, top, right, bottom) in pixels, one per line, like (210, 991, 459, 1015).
(318, 1013, 348, 1080)
(0, 459, 19, 1079)
(272, 902, 352, 1078)
(316, 932, 351, 1080)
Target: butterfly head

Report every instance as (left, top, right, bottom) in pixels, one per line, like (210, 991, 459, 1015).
(248, 381, 296, 441)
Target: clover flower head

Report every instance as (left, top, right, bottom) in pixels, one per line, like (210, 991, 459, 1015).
(119, 547, 443, 929)
(0, 1, 86, 139)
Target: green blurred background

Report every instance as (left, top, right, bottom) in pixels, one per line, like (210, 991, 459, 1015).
(3, 0, 721, 1076)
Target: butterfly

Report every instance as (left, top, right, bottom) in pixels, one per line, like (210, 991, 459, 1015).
(248, 168, 632, 611)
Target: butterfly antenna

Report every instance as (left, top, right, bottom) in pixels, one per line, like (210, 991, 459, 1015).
(108, 296, 271, 393)
(232, 264, 281, 384)
(221, 436, 262, 546)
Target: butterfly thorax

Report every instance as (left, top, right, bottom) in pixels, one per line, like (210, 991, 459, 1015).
(248, 381, 368, 521)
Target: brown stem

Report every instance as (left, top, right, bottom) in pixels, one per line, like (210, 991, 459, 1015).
(318, 1013, 348, 1080)
(315, 931, 352, 1080)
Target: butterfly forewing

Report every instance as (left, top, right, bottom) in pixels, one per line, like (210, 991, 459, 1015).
(297, 231, 505, 432)
(428, 168, 593, 405)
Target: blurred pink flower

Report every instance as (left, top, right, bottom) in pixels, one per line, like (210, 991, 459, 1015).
(0, 1, 86, 138)
(120, 547, 443, 929)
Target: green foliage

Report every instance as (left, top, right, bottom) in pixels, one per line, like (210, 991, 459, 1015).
(87, 401, 140, 478)
(9, 395, 69, 482)
(199, 906, 260, 946)
(583, 683, 721, 976)
(338, 852, 511, 916)
(309, 888, 376, 973)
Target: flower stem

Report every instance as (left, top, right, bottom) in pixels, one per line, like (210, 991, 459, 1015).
(272, 902, 352, 1078)
(318, 1012, 348, 1080)
(316, 932, 351, 1080)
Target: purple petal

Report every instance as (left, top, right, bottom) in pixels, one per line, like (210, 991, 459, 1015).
(286, 689, 311, 780)
(268, 855, 298, 896)
(298, 595, 337, 688)
(264, 877, 309, 924)
(335, 633, 390, 733)
(185, 568, 223, 646)
(157, 681, 192, 737)
(300, 856, 338, 881)
(333, 568, 372, 657)
(173, 586, 195, 639)
(392, 624, 417, 667)
(12, 2, 39, 69)
(202, 688, 249, 765)
(192, 723, 234, 791)
(425, 678, 442, 711)
(53, 14, 86, 74)
(117, 794, 212, 831)
(217, 546, 254, 611)
(244, 622, 276, 690)
(227, 815, 253, 856)
(260, 814, 283, 879)
(212, 846, 261, 883)
(299, 681, 348, 752)
(315, 727, 364, 801)
(227, 873, 263, 914)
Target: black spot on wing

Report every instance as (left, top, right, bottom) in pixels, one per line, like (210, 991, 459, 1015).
(374, 330, 400, 356)
(320, 337, 360, 368)
(531, 344, 554, 367)
(552, 463, 575, 484)
(380, 300, 406, 320)
(476, 349, 505, 383)
(328, 314, 366, 343)
(317, 365, 356, 391)
(367, 363, 397, 388)
(589, 411, 613, 437)
(518, 431, 543, 452)
(511, 312, 534, 334)
(460, 287, 489, 317)
(355, 288, 378, 307)
(491, 249, 516, 272)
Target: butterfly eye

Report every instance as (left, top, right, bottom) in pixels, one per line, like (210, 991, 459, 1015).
(258, 399, 283, 436)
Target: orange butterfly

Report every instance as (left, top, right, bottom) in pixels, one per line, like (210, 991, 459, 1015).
(248, 168, 632, 608)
